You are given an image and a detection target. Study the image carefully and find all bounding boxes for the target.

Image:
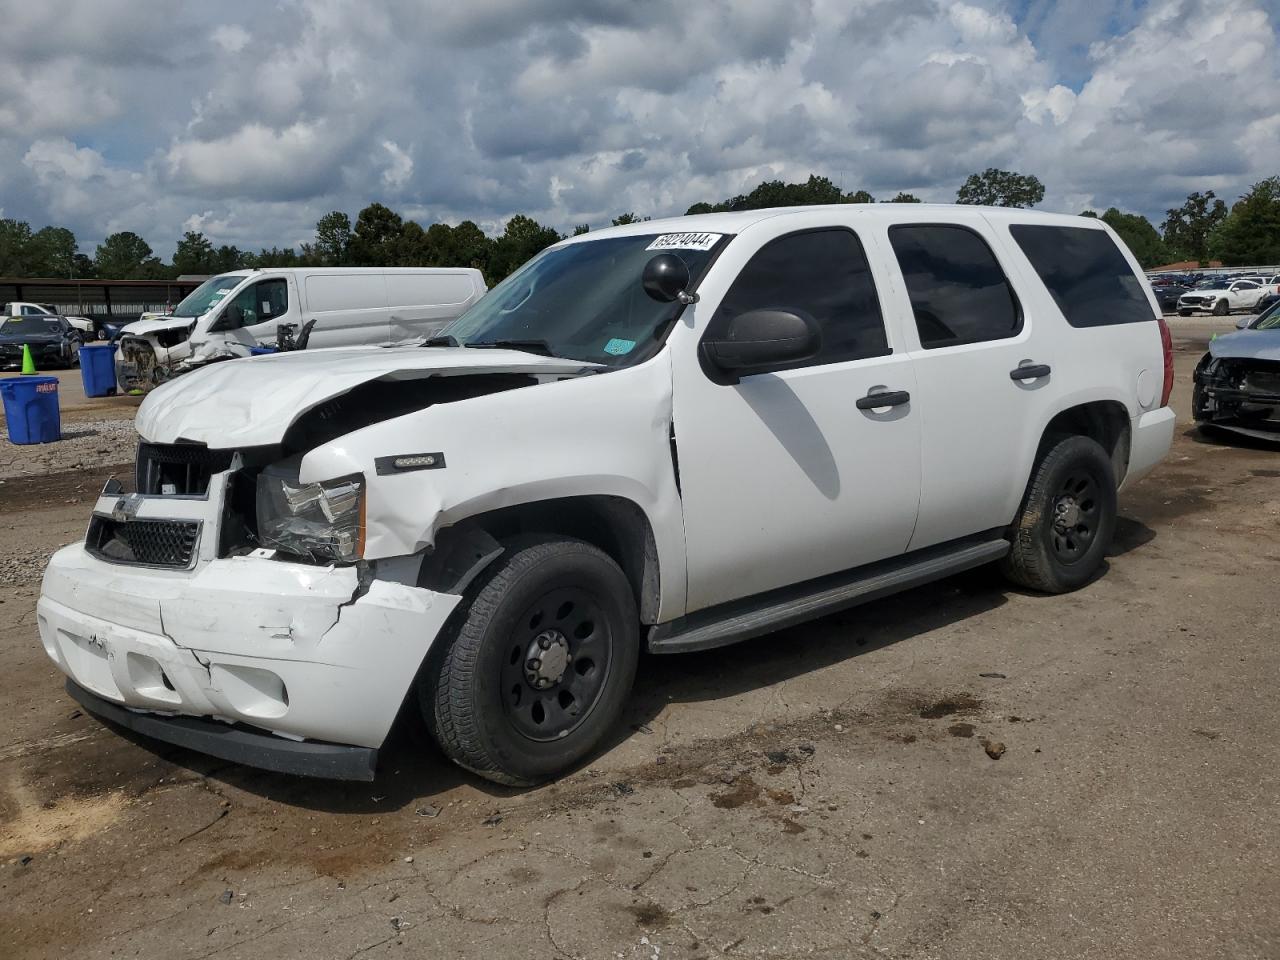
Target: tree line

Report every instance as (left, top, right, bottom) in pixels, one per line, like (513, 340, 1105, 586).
(2, 169, 1277, 285)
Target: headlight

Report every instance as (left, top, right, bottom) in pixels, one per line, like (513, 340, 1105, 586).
(256, 459, 365, 563)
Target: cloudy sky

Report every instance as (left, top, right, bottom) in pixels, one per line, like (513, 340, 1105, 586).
(1, 0, 1277, 259)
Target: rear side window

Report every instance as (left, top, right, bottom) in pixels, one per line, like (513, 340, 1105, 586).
(709, 228, 889, 371)
(888, 225, 1021, 349)
(1010, 225, 1156, 327)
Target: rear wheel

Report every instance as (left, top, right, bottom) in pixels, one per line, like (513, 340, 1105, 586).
(423, 536, 639, 785)
(1213, 298, 1229, 316)
(1001, 435, 1117, 594)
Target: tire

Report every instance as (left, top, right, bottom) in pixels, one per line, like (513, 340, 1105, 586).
(423, 536, 640, 785)
(1213, 298, 1229, 316)
(1001, 435, 1117, 594)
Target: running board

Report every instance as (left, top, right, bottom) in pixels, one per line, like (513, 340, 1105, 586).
(648, 534, 1010, 654)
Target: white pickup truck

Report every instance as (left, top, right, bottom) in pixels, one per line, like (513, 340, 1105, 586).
(38, 205, 1175, 784)
(2, 301, 95, 336)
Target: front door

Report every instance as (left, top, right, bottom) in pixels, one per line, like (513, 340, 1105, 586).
(217, 276, 295, 349)
(672, 224, 923, 614)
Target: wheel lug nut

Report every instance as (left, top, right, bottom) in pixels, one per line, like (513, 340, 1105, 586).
(538, 636, 551, 650)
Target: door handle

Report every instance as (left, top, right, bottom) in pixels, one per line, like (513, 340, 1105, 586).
(1010, 363, 1051, 381)
(856, 389, 911, 410)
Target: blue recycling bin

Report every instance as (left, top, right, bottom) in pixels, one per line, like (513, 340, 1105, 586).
(79, 344, 117, 397)
(1, 375, 61, 444)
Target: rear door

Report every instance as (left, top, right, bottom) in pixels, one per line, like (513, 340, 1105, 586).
(672, 221, 922, 613)
(876, 214, 1044, 551)
(384, 271, 483, 342)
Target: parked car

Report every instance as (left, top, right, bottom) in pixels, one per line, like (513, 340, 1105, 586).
(1152, 282, 1190, 313)
(2, 300, 96, 337)
(0, 314, 82, 368)
(38, 205, 1175, 784)
(1178, 279, 1269, 316)
(1193, 299, 1280, 440)
(114, 267, 488, 392)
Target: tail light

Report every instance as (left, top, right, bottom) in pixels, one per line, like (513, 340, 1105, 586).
(1157, 317, 1174, 407)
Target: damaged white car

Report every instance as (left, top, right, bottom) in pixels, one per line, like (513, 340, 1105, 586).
(1193, 299, 1280, 440)
(39, 206, 1175, 784)
(114, 267, 487, 392)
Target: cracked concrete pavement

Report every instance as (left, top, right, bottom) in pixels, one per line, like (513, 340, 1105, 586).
(0, 321, 1277, 959)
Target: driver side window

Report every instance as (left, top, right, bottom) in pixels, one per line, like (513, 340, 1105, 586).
(708, 228, 890, 373)
(224, 279, 288, 329)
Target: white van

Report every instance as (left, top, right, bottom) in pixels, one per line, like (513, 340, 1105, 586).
(115, 267, 486, 390)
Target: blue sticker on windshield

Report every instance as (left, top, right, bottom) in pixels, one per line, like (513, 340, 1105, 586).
(604, 338, 636, 356)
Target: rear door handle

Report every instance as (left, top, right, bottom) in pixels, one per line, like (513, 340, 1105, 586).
(856, 389, 911, 410)
(1010, 363, 1051, 381)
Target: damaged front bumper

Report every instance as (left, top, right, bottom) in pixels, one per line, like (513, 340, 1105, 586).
(1193, 355, 1280, 440)
(37, 483, 461, 779)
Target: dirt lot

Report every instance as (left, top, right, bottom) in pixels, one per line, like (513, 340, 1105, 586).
(1, 323, 1276, 960)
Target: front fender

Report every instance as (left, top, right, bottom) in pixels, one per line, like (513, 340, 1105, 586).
(300, 352, 688, 619)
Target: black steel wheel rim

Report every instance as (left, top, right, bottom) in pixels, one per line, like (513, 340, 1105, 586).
(1049, 471, 1100, 564)
(500, 586, 613, 742)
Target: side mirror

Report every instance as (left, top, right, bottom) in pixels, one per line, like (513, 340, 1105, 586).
(217, 303, 243, 330)
(642, 254, 693, 303)
(1236, 316, 1251, 329)
(702, 309, 821, 374)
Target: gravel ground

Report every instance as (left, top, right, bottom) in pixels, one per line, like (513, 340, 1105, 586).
(0, 419, 136, 480)
(2, 325, 1277, 960)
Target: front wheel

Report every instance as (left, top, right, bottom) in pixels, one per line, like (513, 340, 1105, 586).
(1213, 298, 1229, 316)
(1001, 435, 1117, 594)
(423, 536, 639, 785)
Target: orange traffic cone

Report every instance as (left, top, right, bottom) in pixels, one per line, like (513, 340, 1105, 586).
(20, 344, 36, 374)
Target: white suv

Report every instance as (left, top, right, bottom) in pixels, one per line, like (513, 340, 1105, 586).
(1177, 279, 1268, 316)
(37, 205, 1175, 784)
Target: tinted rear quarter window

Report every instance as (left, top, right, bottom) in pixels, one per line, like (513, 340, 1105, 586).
(888, 224, 1021, 349)
(1010, 225, 1156, 327)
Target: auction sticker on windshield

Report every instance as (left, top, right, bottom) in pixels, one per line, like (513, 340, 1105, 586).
(646, 233, 723, 252)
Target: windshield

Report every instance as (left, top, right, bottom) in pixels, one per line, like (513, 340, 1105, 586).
(172, 274, 246, 318)
(0, 317, 60, 335)
(1253, 300, 1280, 330)
(1198, 281, 1230, 290)
(442, 233, 725, 365)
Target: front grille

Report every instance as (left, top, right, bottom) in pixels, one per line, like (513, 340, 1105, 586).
(86, 516, 201, 568)
(136, 442, 234, 496)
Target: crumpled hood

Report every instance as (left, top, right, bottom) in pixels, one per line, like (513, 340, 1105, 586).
(135, 345, 601, 447)
(119, 316, 195, 338)
(1208, 329, 1280, 362)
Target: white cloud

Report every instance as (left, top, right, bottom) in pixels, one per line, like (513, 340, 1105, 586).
(381, 141, 414, 189)
(212, 24, 250, 54)
(0, 0, 1276, 258)
(162, 121, 347, 200)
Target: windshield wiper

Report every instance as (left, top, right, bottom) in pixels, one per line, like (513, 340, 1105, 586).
(464, 338, 556, 357)
(422, 334, 459, 347)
